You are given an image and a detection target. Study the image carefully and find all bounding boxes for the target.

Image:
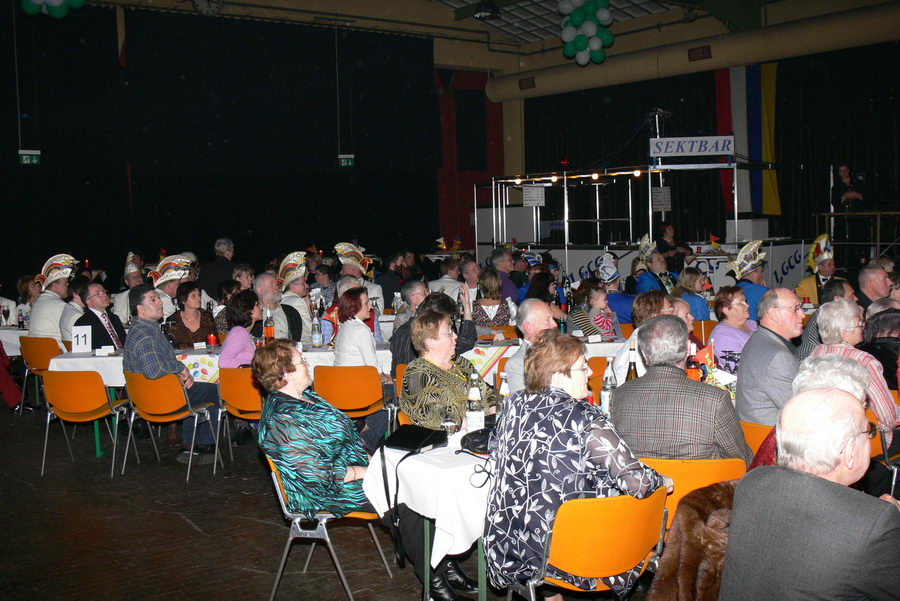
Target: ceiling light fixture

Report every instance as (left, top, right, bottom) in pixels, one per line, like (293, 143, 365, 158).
(473, 1, 501, 21)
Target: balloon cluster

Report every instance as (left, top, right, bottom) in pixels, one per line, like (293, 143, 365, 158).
(21, 0, 85, 19)
(558, 0, 615, 66)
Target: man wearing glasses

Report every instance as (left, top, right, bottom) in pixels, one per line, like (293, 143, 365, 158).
(490, 248, 520, 303)
(735, 288, 805, 426)
(74, 283, 127, 350)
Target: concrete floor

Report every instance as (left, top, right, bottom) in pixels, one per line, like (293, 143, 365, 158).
(1, 408, 639, 601)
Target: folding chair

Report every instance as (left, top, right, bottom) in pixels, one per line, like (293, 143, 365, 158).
(41, 370, 129, 477)
(620, 323, 635, 338)
(265, 457, 391, 601)
(217, 367, 264, 462)
(122, 371, 222, 482)
(506, 487, 668, 601)
(739, 420, 773, 455)
(18, 336, 61, 414)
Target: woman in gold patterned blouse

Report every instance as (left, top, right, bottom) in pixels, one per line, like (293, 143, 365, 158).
(400, 310, 502, 430)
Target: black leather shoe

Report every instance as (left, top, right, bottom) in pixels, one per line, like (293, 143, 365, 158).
(443, 560, 479, 594)
(428, 572, 474, 601)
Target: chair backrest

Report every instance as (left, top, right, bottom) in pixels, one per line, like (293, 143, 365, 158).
(620, 323, 635, 338)
(739, 420, 774, 455)
(43, 370, 111, 415)
(62, 340, 73, 352)
(892, 389, 900, 407)
(218, 367, 264, 413)
(587, 356, 607, 375)
(20, 336, 62, 371)
(586, 357, 608, 401)
(546, 487, 667, 580)
(314, 365, 383, 412)
(639, 457, 747, 529)
(123, 371, 190, 417)
(494, 357, 510, 388)
(265, 456, 292, 519)
(398, 410, 412, 426)
(865, 408, 887, 458)
(691, 321, 705, 344)
(396, 363, 408, 390)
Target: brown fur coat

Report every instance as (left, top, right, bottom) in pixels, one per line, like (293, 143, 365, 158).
(646, 480, 739, 601)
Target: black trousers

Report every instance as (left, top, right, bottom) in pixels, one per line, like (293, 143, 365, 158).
(385, 503, 443, 583)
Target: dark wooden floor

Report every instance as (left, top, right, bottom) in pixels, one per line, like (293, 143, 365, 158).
(1, 408, 643, 601)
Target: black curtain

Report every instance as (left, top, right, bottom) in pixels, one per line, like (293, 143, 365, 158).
(525, 70, 724, 244)
(0, 7, 439, 292)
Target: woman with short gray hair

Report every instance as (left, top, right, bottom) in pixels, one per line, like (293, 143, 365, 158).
(810, 299, 897, 448)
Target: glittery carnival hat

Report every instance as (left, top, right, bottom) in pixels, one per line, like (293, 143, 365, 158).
(334, 242, 372, 273)
(521, 251, 543, 267)
(35, 254, 77, 290)
(276, 251, 308, 290)
(597, 262, 620, 283)
(728, 240, 767, 280)
(808, 234, 833, 273)
(148, 254, 192, 288)
(124, 251, 141, 276)
(635, 234, 657, 272)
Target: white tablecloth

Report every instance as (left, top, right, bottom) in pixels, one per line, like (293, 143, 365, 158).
(378, 314, 395, 342)
(303, 343, 393, 376)
(48, 348, 220, 387)
(363, 438, 491, 567)
(0, 327, 27, 356)
(460, 339, 624, 382)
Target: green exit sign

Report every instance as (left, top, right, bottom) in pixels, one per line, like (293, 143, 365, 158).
(19, 150, 41, 166)
(338, 153, 355, 167)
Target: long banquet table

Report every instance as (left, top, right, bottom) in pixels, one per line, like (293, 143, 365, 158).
(0, 326, 27, 356)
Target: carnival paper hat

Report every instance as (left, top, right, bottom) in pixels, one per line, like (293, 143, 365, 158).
(597, 262, 620, 283)
(35, 254, 77, 290)
(148, 254, 192, 288)
(521, 251, 543, 267)
(334, 242, 372, 272)
(277, 251, 308, 290)
(634, 234, 657, 272)
(124, 251, 141, 276)
(727, 240, 767, 280)
(808, 234, 833, 273)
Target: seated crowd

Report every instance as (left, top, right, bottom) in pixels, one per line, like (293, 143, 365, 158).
(3, 230, 899, 601)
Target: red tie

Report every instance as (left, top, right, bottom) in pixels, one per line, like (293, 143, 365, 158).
(100, 312, 122, 349)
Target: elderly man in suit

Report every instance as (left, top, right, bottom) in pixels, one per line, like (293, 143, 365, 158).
(611, 315, 753, 466)
(735, 288, 804, 426)
(720, 388, 900, 600)
(74, 282, 127, 350)
(505, 299, 558, 394)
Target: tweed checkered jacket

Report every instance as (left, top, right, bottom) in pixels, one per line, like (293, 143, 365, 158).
(609, 365, 753, 466)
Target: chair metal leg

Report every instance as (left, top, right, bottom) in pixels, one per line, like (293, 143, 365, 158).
(302, 542, 317, 573)
(121, 411, 136, 475)
(323, 532, 355, 601)
(186, 414, 199, 483)
(103, 418, 114, 444)
(71, 424, 77, 440)
(224, 414, 235, 462)
(890, 464, 898, 497)
(367, 523, 393, 578)
(40, 411, 52, 476)
(211, 409, 224, 475)
(147, 419, 161, 463)
(109, 413, 119, 478)
(60, 420, 75, 462)
(18, 369, 30, 416)
(268, 536, 295, 601)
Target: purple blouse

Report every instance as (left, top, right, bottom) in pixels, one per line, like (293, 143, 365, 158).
(219, 325, 256, 368)
(709, 320, 758, 371)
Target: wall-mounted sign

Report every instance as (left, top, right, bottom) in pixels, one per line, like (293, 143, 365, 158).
(651, 186, 672, 212)
(650, 136, 734, 157)
(522, 186, 546, 207)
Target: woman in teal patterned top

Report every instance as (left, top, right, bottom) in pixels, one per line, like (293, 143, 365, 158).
(254, 339, 370, 519)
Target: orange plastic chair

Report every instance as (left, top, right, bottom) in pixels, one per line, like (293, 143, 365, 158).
(62, 340, 73, 352)
(507, 487, 667, 600)
(620, 323, 635, 338)
(265, 456, 391, 601)
(314, 366, 385, 418)
(891, 389, 900, 407)
(490, 325, 519, 340)
(865, 408, 889, 459)
(587, 356, 608, 375)
(217, 367, 264, 462)
(494, 357, 510, 388)
(122, 371, 221, 482)
(41, 370, 129, 477)
(395, 363, 408, 388)
(639, 457, 747, 532)
(586, 356, 608, 400)
(739, 420, 774, 455)
(18, 336, 62, 414)
(693, 320, 717, 345)
(398, 410, 413, 426)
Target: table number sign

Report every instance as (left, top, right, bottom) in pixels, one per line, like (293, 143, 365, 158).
(71, 325, 92, 353)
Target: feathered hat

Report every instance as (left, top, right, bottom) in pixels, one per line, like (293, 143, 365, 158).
(334, 242, 372, 272)
(276, 251, 308, 291)
(124, 251, 141, 276)
(148, 254, 192, 288)
(728, 240, 767, 280)
(35, 254, 77, 290)
(808, 234, 833, 273)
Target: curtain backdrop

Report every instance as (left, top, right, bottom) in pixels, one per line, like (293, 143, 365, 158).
(0, 7, 439, 291)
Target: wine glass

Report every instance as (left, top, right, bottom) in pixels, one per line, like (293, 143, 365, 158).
(440, 409, 459, 436)
(1, 305, 9, 326)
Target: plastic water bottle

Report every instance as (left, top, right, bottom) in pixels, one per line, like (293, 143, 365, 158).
(465, 373, 485, 432)
(600, 373, 614, 414)
(311, 317, 323, 348)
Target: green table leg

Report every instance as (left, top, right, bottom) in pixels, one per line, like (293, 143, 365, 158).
(478, 538, 486, 601)
(424, 520, 431, 601)
(93, 421, 102, 458)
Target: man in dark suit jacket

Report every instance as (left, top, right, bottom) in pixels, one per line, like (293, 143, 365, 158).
(196, 238, 235, 300)
(73, 283, 127, 350)
(720, 388, 900, 600)
(611, 315, 753, 466)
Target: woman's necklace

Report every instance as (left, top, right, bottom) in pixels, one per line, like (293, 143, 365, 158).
(424, 357, 467, 381)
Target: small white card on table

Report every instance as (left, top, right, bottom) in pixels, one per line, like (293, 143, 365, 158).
(71, 325, 92, 353)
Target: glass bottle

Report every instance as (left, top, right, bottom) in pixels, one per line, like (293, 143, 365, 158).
(263, 308, 275, 344)
(625, 339, 640, 381)
(686, 342, 702, 381)
(600, 372, 615, 414)
(311, 315, 323, 348)
(465, 372, 485, 431)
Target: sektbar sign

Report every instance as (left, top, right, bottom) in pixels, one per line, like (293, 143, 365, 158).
(650, 136, 734, 157)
